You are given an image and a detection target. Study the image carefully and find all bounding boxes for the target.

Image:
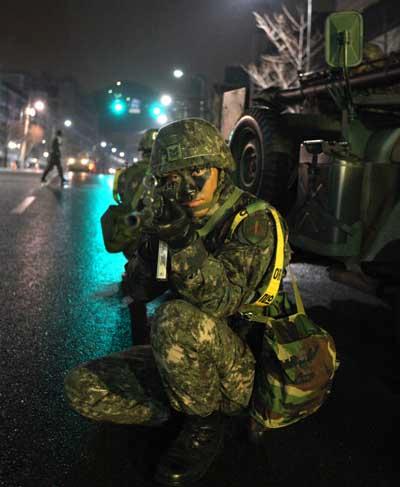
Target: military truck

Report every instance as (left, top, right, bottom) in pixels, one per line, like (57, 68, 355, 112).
(221, 11, 400, 314)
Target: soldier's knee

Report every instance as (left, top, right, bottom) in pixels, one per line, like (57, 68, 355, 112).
(154, 299, 198, 328)
(151, 299, 196, 346)
(64, 365, 89, 407)
(151, 299, 217, 351)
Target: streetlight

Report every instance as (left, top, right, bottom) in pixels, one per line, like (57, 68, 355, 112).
(173, 69, 184, 79)
(19, 98, 47, 168)
(33, 100, 45, 112)
(100, 141, 107, 148)
(119, 151, 125, 158)
(171, 69, 208, 119)
(26, 107, 36, 117)
(111, 147, 117, 153)
(157, 114, 168, 125)
(160, 94, 173, 107)
(8, 141, 18, 150)
(64, 119, 72, 127)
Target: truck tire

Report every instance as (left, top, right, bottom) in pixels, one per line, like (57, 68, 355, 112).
(229, 107, 298, 215)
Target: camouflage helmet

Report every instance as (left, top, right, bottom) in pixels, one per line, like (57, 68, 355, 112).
(138, 128, 158, 154)
(150, 118, 236, 176)
(354, 43, 384, 73)
(364, 42, 384, 62)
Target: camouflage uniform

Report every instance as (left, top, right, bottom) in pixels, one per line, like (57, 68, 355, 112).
(65, 119, 291, 425)
(100, 128, 158, 259)
(115, 128, 158, 207)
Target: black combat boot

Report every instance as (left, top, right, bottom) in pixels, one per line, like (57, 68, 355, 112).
(248, 417, 268, 445)
(155, 411, 224, 486)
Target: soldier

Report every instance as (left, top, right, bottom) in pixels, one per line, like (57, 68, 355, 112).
(100, 128, 159, 343)
(114, 128, 158, 209)
(65, 118, 292, 485)
(100, 128, 158, 260)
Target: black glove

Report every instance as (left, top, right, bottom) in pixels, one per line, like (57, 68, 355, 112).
(150, 198, 196, 250)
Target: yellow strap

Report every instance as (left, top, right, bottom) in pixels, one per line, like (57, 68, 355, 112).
(228, 208, 250, 239)
(253, 207, 285, 307)
(230, 205, 307, 317)
(112, 168, 124, 204)
(226, 201, 269, 242)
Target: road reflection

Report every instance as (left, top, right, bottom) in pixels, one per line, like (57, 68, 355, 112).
(64, 173, 130, 365)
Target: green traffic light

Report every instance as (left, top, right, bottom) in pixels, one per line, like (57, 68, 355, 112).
(110, 98, 127, 115)
(149, 102, 165, 119)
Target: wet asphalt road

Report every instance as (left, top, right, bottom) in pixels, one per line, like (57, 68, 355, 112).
(0, 170, 398, 487)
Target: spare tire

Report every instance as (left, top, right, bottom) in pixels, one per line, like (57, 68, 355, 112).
(229, 107, 299, 216)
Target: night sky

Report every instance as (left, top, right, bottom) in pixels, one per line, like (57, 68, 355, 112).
(1, 0, 273, 94)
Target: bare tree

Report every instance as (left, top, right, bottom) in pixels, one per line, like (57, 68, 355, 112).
(246, 4, 324, 90)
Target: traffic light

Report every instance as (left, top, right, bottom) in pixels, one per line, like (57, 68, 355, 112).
(110, 98, 127, 115)
(149, 102, 163, 119)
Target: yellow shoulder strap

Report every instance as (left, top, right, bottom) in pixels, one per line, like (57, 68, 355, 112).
(228, 202, 285, 307)
(253, 207, 285, 307)
(112, 168, 124, 204)
(226, 200, 268, 242)
(230, 204, 306, 316)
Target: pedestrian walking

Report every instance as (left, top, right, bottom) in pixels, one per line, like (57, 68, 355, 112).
(41, 130, 67, 186)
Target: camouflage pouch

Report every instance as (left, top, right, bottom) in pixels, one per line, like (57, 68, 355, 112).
(100, 204, 140, 253)
(249, 268, 338, 429)
(250, 311, 337, 429)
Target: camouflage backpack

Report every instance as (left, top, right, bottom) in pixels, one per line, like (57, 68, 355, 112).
(233, 203, 338, 429)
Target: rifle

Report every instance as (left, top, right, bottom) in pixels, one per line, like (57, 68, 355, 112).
(125, 174, 181, 280)
(126, 174, 181, 228)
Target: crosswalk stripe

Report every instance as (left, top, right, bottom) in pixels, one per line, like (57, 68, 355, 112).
(11, 196, 36, 214)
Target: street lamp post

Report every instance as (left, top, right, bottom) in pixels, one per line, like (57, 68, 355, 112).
(306, 0, 313, 73)
(18, 99, 45, 168)
(18, 108, 32, 168)
(172, 69, 208, 120)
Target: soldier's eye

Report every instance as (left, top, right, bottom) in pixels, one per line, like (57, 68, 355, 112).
(167, 173, 181, 183)
(192, 168, 207, 177)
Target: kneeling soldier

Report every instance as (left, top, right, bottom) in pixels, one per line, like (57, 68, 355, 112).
(65, 118, 291, 485)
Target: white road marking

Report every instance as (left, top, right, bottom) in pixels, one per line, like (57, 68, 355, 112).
(11, 196, 36, 214)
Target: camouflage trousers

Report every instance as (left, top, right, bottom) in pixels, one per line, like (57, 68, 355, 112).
(64, 299, 255, 424)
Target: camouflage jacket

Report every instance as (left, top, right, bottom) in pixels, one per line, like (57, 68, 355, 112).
(126, 180, 291, 319)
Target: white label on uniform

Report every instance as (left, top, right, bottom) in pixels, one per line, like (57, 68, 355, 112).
(156, 240, 169, 281)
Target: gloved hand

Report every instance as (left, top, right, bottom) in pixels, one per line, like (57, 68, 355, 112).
(150, 198, 196, 251)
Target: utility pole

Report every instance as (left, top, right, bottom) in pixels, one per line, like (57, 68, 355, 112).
(306, 0, 313, 73)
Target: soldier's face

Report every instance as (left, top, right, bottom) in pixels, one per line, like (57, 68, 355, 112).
(165, 167, 219, 217)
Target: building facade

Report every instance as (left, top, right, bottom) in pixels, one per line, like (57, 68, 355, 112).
(0, 72, 99, 168)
